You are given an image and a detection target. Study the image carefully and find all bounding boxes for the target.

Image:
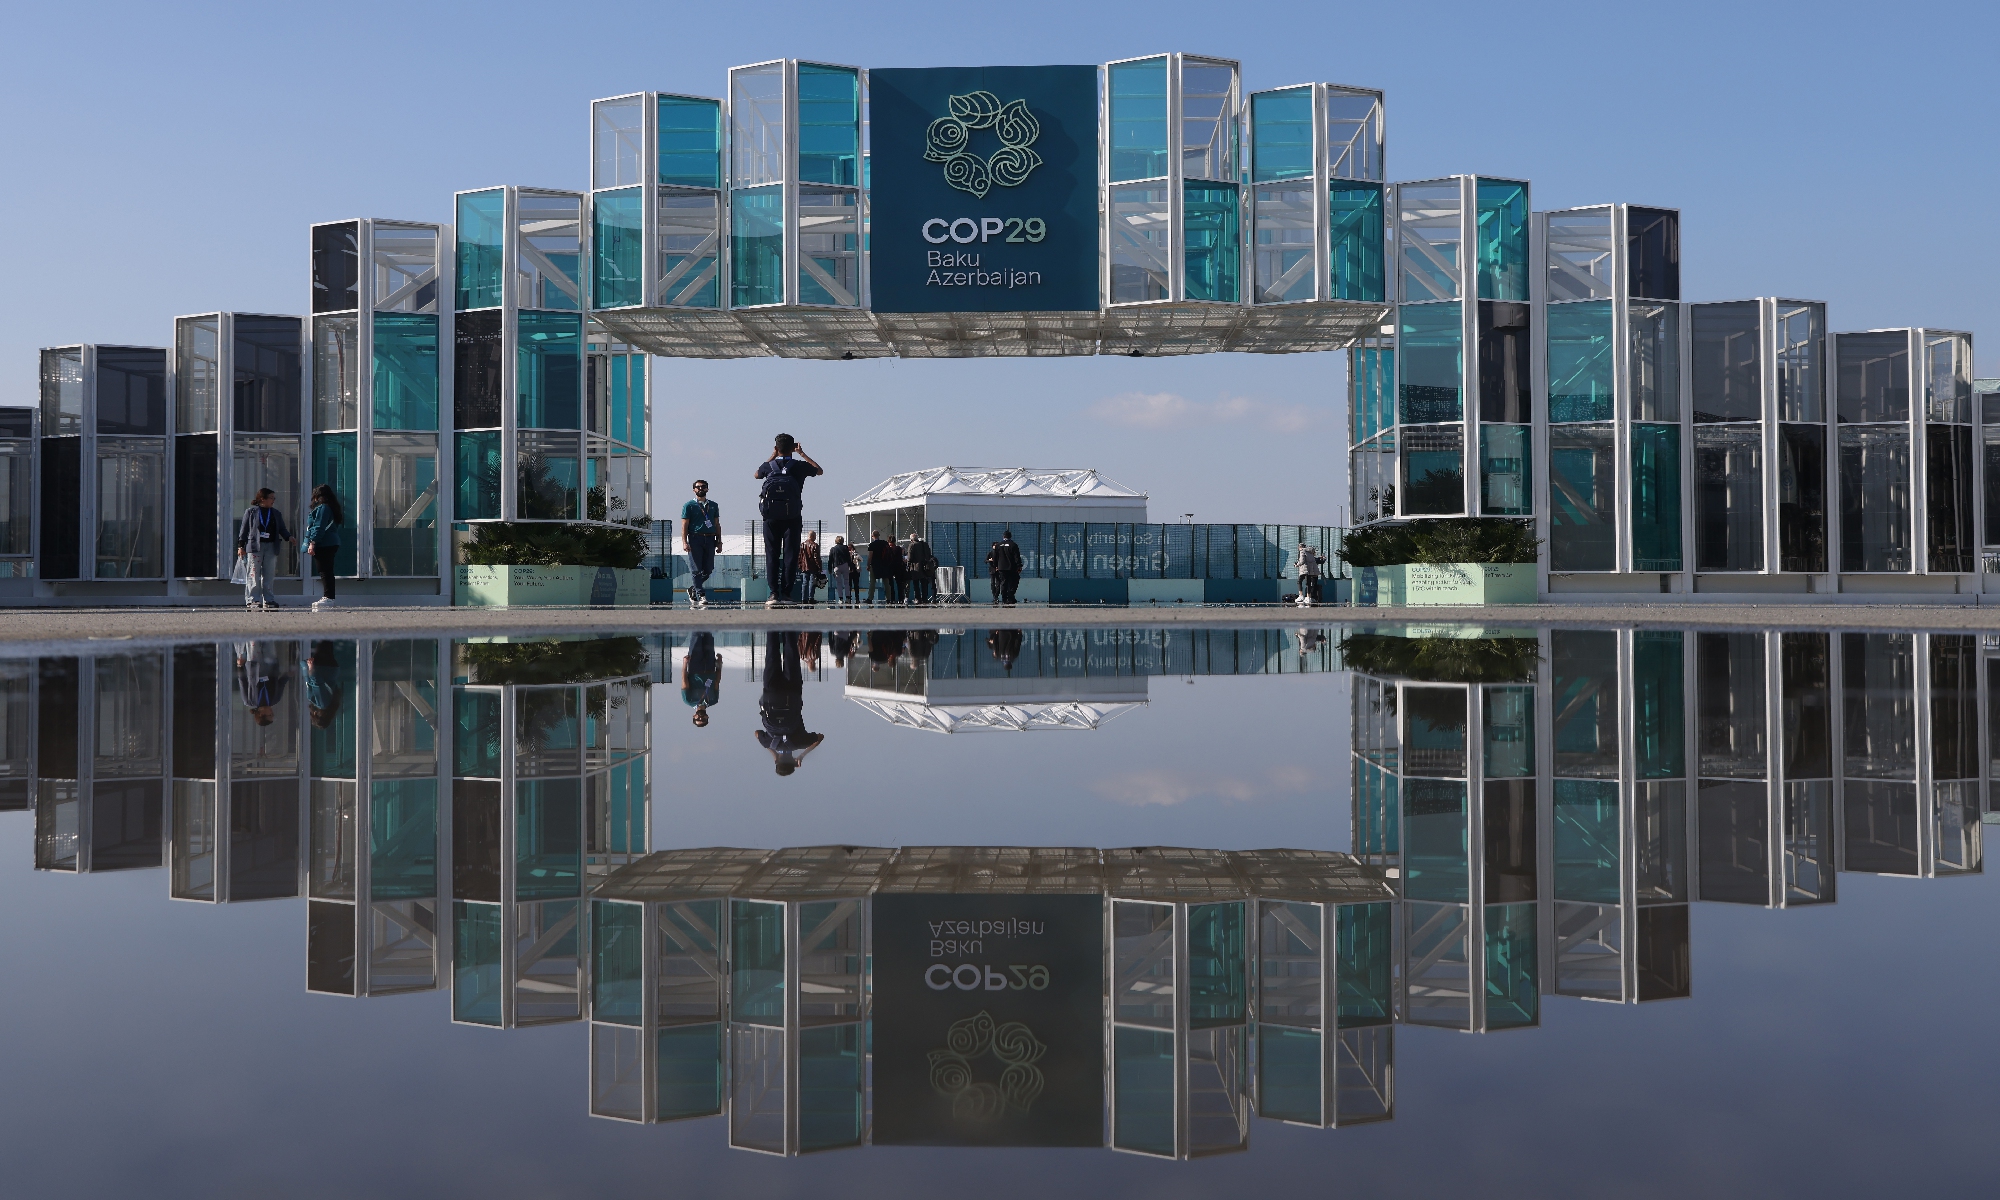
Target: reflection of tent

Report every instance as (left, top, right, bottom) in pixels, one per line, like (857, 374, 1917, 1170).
(847, 696, 1144, 733)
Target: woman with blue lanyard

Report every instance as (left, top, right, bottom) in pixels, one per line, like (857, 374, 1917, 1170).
(234, 488, 294, 611)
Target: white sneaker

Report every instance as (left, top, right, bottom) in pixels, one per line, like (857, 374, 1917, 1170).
(765, 597, 780, 609)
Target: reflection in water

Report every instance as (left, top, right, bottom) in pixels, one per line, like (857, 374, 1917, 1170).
(0, 625, 1992, 1161)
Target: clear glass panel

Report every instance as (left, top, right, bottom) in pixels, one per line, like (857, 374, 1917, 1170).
(796, 186, 860, 306)
(660, 95, 722, 188)
(95, 438, 166, 578)
(1109, 57, 1169, 182)
(1404, 779, 1469, 902)
(1696, 632, 1767, 776)
(1258, 899, 1323, 1026)
(1550, 423, 1616, 571)
(454, 431, 501, 521)
(592, 188, 644, 309)
(1403, 686, 1467, 777)
(729, 1023, 786, 1150)
(659, 899, 725, 1021)
(729, 898, 785, 1025)
(1479, 424, 1530, 515)
(1781, 780, 1837, 901)
(798, 64, 859, 186)
(312, 221, 360, 313)
(40, 348, 85, 437)
(1694, 424, 1764, 571)
(372, 313, 437, 430)
(1635, 781, 1688, 902)
(369, 640, 437, 777)
(516, 192, 582, 312)
(0, 445, 33, 558)
(313, 316, 360, 432)
(659, 189, 721, 308)
(1931, 634, 1979, 782)
(1351, 430, 1395, 524)
(1484, 902, 1539, 1028)
(175, 316, 221, 434)
(1697, 779, 1770, 901)
(1398, 302, 1462, 423)
(1180, 60, 1236, 182)
(1926, 424, 1975, 572)
(1474, 180, 1529, 302)
(1630, 302, 1681, 421)
(232, 643, 301, 776)
(1113, 899, 1175, 1026)
(797, 899, 866, 1021)
(372, 432, 438, 576)
(1349, 340, 1394, 445)
(1837, 425, 1912, 572)
(1778, 424, 1828, 572)
(1113, 1025, 1176, 1155)
(1484, 686, 1534, 777)
(97, 348, 167, 435)
(234, 435, 301, 577)
(1251, 87, 1312, 182)
(1842, 632, 1916, 779)
(729, 63, 787, 188)
(1626, 207, 1679, 301)
(1253, 183, 1314, 303)
(452, 901, 503, 1025)
(455, 191, 505, 311)
(1397, 183, 1461, 303)
(1843, 779, 1917, 874)
(1109, 186, 1172, 303)
(1632, 424, 1684, 572)
(308, 780, 356, 900)
(1933, 780, 1983, 875)
(1837, 331, 1909, 424)
(1692, 302, 1761, 422)
(591, 900, 645, 1024)
(372, 223, 439, 314)
(593, 96, 645, 190)
(516, 777, 582, 899)
(729, 185, 784, 307)
(1547, 301, 1615, 423)
(518, 430, 582, 520)
(1545, 208, 1612, 302)
(1779, 631, 1832, 778)
(1399, 424, 1464, 516)
(1924, 332, 1972, 424)
(1774, 303, 1824, 421)
(170, 780, 216, 900)
(517, 312, 582, 429)
(1325, 88, 1383, 182)
(1329, 183, 1385, 303)
(1183, 182, 1239, 303)
(1552, 630, 1619, 774)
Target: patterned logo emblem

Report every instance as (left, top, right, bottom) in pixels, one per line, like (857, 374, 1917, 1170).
(924, 92, 1043, 199)
(926, 1010, 1048, 1118)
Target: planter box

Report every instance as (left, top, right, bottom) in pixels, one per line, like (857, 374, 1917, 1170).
(1354, 563, 1537, 606)
(454, 564, 651, 607)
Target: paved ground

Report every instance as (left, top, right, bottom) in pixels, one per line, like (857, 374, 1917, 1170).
(1, 599, 1996, 649)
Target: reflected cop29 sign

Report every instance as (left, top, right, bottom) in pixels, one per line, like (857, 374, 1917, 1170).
(872, 893, 1105, 1146)
(869, 66, 1099, 313)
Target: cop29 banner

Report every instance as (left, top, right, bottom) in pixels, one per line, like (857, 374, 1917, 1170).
(868, 66, 1099, 313)
(872, 893, 1105, 1146)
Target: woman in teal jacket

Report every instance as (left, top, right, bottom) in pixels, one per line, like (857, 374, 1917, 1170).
(302, 485, 344, 611)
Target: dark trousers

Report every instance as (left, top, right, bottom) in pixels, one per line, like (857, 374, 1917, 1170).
(763, 519, 801, 599)
(313, 550, 337, 599)
(908, 566, 934, 602)
(995, 571, 1020, 604)
(687, 538, 717, 599)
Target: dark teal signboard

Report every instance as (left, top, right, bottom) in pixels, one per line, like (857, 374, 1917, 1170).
(869, 66, 1099, 313)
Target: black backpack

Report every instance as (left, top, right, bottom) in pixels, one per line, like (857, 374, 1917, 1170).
(758, 458, 808, 518)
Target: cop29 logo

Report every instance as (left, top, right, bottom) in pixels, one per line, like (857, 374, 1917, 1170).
(924, 91, 1043, 199)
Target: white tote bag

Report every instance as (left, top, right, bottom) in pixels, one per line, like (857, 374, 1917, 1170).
(229, 554, 250, 585)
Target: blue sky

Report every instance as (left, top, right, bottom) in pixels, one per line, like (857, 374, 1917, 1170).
(4, 0, 1992, 528)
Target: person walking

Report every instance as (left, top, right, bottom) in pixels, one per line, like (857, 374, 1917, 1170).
(302, 485, 344, 611)
(796, 530, 823, 605)
(827, 535, 857, 606)
(991, 528, 1024, 606)
(1296, 542, 1323, 606)
(680, 479, 720, 608)
(235, 488, 294, 611)
(753, 434, 822, 609)
(985, 540, 1002, 603)
(866, 528, 895, 605)
(905, 529, 937, 604)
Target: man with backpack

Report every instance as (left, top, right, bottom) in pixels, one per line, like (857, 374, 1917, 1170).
(905, 529, 937, 604)
(752, 434, 822, 609)
(990, 529, 1024, 605)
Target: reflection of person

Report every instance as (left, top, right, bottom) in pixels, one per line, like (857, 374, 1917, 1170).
(755, 630, 823, 775)
(987, 628, 1023, 674)
(829, 630, 857, 667)
(868, 629, 906, 673)
(305, 641, 342, 728)
(682, 632, 720, 727)
(798, 630, 822, 674)
(235, 488, 294, 611)
(753, 434, 823, 609)
(235, 640, 289, 727)
(681, 480, 720, 608)
(990, 530, 1023, 605)
(985, 541, 1002, 603)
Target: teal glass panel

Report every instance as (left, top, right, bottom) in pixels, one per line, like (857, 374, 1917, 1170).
(455, 191, 505, 311)
(1350, 342, 1394, 443)
(1335, 901, 1394, 1026)
(730, 899, 785, 1025)
(308, 639, 356, 777)
(310, 432, 359, 576)
(517, 312, 582, 429)
(627, 358, 645, 448)
(1474, 179, 1529, 301)
(515, 778, 582, 900)
(1553, 630, 1620, 775)
(1251, 87, 1313, 182)
(730, 186, 784, 307)
(1632, 423, 1684, 571)
(518, 432, 581, 520)
(1330, 183, 1385, 302)
(452, 901, 503, 1025)
(1404, 686, 1468, 776)
(592, 188, 644, 310)
(658, 95, 722, 188)
(1480, 424, 1531, 515)
(591, 900, 645, 1026)
(1404, 779, 1470, 902)
(454, 431, 501, 520)
(1354, 760, 1400, 857)
(1258, 1026, 1322, 1123)
(798, 1024, 863, 1150)
(1484, 902, 1539, 1028)
(658, 1023, 724, 1119)
(1399, 303, 1463, 423)
(1550, 423, 1617, 570)
(369, 778, 436, 900)
(1484, 687, 1535, 777)
(609, 357, 629, 448)
(1554, 779, 1622, 902)
(1633, 630, 1686, 778)
(1112, 1026, 1176, 1155)
(371, 314, 438, 431)
(453, 688, 501, 777)
(1183, 182, 1240, 304)
(1188, 901, 1247, 1027)
(1548, 301, 1616, 422)
(1109, 57, 1170, 182)
(797, 64, 859, 186)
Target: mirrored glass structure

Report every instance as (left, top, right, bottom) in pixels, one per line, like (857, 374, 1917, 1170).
(37, 345, 170, 587)
(1979, 377, 2000, 575)
(165, 641, 304, 902)
(0, 407, 36, 588)
(30, 651, 166, 874)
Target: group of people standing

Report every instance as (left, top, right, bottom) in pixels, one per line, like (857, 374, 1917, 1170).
(235, 484, 345, 612)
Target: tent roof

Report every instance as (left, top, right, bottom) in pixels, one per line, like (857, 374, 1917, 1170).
(846, 467, 1145, 508)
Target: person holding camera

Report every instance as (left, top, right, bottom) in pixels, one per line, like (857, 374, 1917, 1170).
(752, 434, 822, 609)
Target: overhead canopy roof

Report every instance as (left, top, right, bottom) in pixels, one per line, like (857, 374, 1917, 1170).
(846, 467, 1145, 511)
